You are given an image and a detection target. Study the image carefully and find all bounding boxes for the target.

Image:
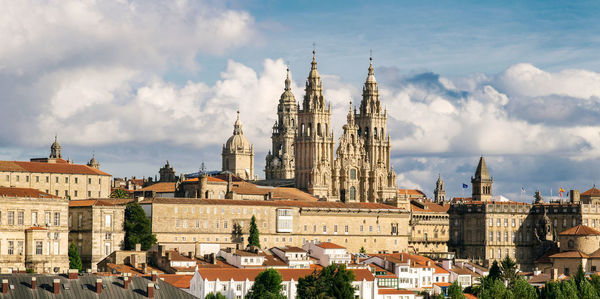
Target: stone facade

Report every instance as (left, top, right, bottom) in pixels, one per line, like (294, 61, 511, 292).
(140, 197, 411, 254)
(409, 200, 450, 254)
(0, 195, 69, 274)
(68, 199, 126, 271)
(222, 112, 255, 180)
(159, 161, 177, 182)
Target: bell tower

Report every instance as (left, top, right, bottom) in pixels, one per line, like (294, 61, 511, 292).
(472, 156, 493, 201)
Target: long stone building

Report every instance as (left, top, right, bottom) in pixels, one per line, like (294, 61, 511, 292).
(449, 156, 600, 271)
(139, 197, 410, 254)
(0, 137, 111, 199)
(264, 52, 400, 205)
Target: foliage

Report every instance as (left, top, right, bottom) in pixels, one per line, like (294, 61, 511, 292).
(297, 264, 355, 299)
(26, 268, 34, 273)
(591, 275, 600, 295)
(512, 278, 537, 299)
(488, 260, 502, 281)
(540, 281, 563, 299)
(246, 268, 285, 299)
(479, 278, 507, 299)
(435, 293, 446, 299)
(575, 263, 586, 289)
(579, 278, 600, 299)
(359, 246, 366, 254)
(248, 215, 261, 248)
(231, 222, 243, 244)
(124, 202, 157, 250)
(68, 242, 82, 271)
(448, 281, 465, 299)
(500, 255, 519, 288)
(561, 279, 578, 298)
(205, 292, 227, 299)
(110, 189, 131, 199)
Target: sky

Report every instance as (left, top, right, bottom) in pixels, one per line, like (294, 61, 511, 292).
(2, 0, 600, 201)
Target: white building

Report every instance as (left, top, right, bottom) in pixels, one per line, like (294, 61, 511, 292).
(364, 253, 448, 290)
(189, 267, 377, 299)
(270, 246, 311, 269)
(303, 241, 351, 266)
(218, 248, 265, 268)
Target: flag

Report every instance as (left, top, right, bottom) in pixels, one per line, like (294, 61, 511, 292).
(462, 184, 468, 189)
(559, 187, 565, 197)
(521, 187, 526, 192)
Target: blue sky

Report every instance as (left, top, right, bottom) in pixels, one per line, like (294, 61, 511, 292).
(2, 0, 600, 201)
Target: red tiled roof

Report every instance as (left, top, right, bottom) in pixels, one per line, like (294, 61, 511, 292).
(69, 198, 132, 207)
(398, 189, 426, 196)
(0, 187, 60, 198)
(166, 250, 195, 262)
(26, 226, 47, 230)
(434, 265, 449, 274)
(378, 289, 415, 294)
(549, 250, 590, 259)
(316, 242, 345, 249)
(372, 253, 436, 269)
(559, 225, 600, 236)
(465, 294, 478, 299)
(160, 274, 192, 289)
(197, 268, 374, 282)
(410, 201, 450, 213)
(138, 182, 176, 193)
(434, 282, 452, 287)
(582, 187, 600, 196)
(142, 197, 402, 211)
(0, 160, 110, 176)
(183, 177, 226, 183)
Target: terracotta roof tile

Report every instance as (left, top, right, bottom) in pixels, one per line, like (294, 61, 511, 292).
(582, 187, 600, 196)
(434, 282, 452, 287)
(139, 182, 176, 193)
(398, 189, 426, 196)
(410, 201, 450, 213)
(549, 250, 590, 258)
(0, 187, 60, 198)
(26, 226, 47, 230)
(0, 160, 110, 176)
(559, 225, 600, 236)
(69, 198, 132, 207)
(160, 274, 193, 289)
(378, 289, 416, 295)
(196, 268, 374, 282)
(316, 242, 346, 249)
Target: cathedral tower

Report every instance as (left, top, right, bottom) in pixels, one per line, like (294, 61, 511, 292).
(265, 68, 297, 180)
(222, 111, 255, 180)
(434, 174, 446, 203)
(50, 136, 62, 159)
(472, 156, 493, 201)
(294, 51, 335, 198)
(355, 57, 397, 202)
(87, 154, 100, 169)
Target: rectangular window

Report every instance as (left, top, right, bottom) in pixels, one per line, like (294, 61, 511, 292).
(496, 232, 501, 242)
(345, 225, 349, 233)
(65, 177, 68, 183)
(512, 219, 515, 227)
(75, 177, 78, 184)
(215, 220, 219, 229)
(176, 219, 180, 228)
(26, 176, 29, 182)
(56, 177, 59, 183)
(55, 190, 59, 196)
(195, 220, 199, 228)
(360, 225, 364, 232)
(46, 176, 49, 183)
(88, 191, 91, 197)
(504, 219, 508, 227)
(322, 225, 326, 233)
(564, 219, 568, 228)
(17, 241, 23, 255)
(36, 176, 39, 183)
(105, 242, 111, 255)
(8, 241, 14, 255)
(183, 220, 187, 228)
(65, 190, 68, 197)
(54, 212, 60, 226)
(489, 219, 493, 227)
(497, 219, 501, 226)
(54, 241, 59, 255)
(32, 212, 37, 226)
(224, 221, 228, 229)
(46, 212, 51, 226)
(105, 214, 111, 228)
(78, 214, 82, 228)
(369, 226, 373, 232)
(334, 225, 338, 233)
(36, 241, 43, 255)
(74, 190, 78, 197)
(16, 175, 19, 182)
(17, 211, 24, 225)
(489, 232, 493, 241)
(88, 178, 92, 184)
(504, 231, 508, 241)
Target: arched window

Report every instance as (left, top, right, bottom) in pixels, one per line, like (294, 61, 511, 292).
(568, 239, 574, 249)
(358, 128, 362, 136)
(324, 124, 328, 136)
(350, 186, 356, 201)
(301, 123, 305, 136)
(308, 123, 312, 136)
(317, 123, 322, 137)
(351, 134, 355, 143)
(374, 127, 378, 139)
(292, 118, 295, 127)
(350, 169, 357, 180)
(381, 128, 384, 138)
(365, 127, 369, 138)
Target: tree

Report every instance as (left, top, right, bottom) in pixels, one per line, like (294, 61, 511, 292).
(68, 242, 82, 271)
(110, 189, 131, 199)
(512, 278, 537, 299)
(124, 202, 157, 250)
(561, 279, 579, 298)
(448, 281, 465, 299)
(297, 264, 356, 299)
(205, 292, 227, 299)
(359, 247, 366, 254)
(500, 255, 519, 288)
(479, 278, 507, 299)
(540, 281, 563, 299)
(591, 275, 600, 295)
(246, 268, 285, 299)
(575, 263, 586, 289)
(488, 260, 502, 281)
(579, 279, 600, 299)
(248, 215, 260, 248)
(231, 222, 243, 245)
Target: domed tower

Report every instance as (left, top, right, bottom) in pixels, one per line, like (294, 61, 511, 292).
(294, 50, 335, 198)
(87, 154, 100, 169)
(222, 111, 255, 180)
(434, 174, 446, 203)
(265, 67, 297, 180)
(50, 136, 62, 159)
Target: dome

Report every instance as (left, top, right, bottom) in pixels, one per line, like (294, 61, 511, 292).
(225, 134, 251, 151)
(89, 156, 98, 165)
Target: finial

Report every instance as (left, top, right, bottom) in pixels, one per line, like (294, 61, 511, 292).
(370, 49, 373, 63)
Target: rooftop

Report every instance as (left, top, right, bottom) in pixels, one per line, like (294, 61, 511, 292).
(559, 224, 600, 236)
(0, 187, 60, 199)
(315, 242, 346, 249)
(0, 160, 110, 176)
(138, 182, 177, 193)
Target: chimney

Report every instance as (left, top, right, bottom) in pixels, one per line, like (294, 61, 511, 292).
(552, 268, 558, 281)
(53, 279, 60, 295)
(68, 269, 78, 279)
(158, 245, 165, 257)
(189, 251, 193, 258)
(427, 260, 431, 266)
(123, 277, 129, 289)
(142, 263, 148, 274)
(2, 279, 7, 294)
(31, 277, 36, 290)
(151, 271, 158, 282)
(96, 279, 103, 294)
(211, 253, 217, 265)
(147, 282, 155, 298)
(135, 243, 141, 251)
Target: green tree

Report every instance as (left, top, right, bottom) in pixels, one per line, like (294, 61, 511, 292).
(246, 268, 285, 299)
(540, 281, 563, 299)
(231, 223, 243, 245)
(124, 202, 157, 250)
(205, 292, 227, 299)
(591, 275, 600, 295)
(297, 264, 356, 299)
(248, 215, 260, 248)
(68, 242, 82, 271)
(579, 279, 600, 299)
(500, 255, 519, 288)
(448, 281, 465, 299)
(575, 263, 586, 289)
(512, 278, 537, 299)
(561, 279, 578, 298)
(479, 278, 507, 299)
(488, 260, 502, 281)
(110, 188, 131, 199)
(359, 247, 366, 254)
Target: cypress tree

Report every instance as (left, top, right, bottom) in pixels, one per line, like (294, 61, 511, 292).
(248, 215, 260, 247)
(68, 242, 82, 271)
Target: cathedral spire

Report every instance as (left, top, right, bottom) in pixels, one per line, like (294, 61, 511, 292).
(233, 110, 243, 135)
(50, 135, 62, 159)
(360, 54, 380, 115)
(474, 156, 489, 179)
(285, 67, 291, 91)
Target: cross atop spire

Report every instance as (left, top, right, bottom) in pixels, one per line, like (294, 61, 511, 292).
(233, 110, 243, 135)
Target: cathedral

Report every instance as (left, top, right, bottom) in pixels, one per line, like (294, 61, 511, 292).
(264, 51, 401, 204)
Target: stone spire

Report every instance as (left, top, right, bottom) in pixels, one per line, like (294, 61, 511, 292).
(303, 49, 325, 111)
(434, 174, 446, 203)
(474, 156, 490, 179)
(360, 55, 381, 115)
(279, 67, 296, 104)
(233, 110, 243, 135)
(50, 135, 62, 159)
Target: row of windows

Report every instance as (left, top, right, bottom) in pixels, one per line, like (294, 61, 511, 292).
(173, 206, 270, 215)
(488, 231, 532, 242)
(174, 219, 266, 230)
(1, 240, 60, 256)
(5, 175, 101, 185)
(0, 211, 60, 226)
(302, 224, 384, 234)
(173, 235, 400, 246)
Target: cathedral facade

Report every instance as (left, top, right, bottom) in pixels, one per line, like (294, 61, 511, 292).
(265, 52, 400, 204)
